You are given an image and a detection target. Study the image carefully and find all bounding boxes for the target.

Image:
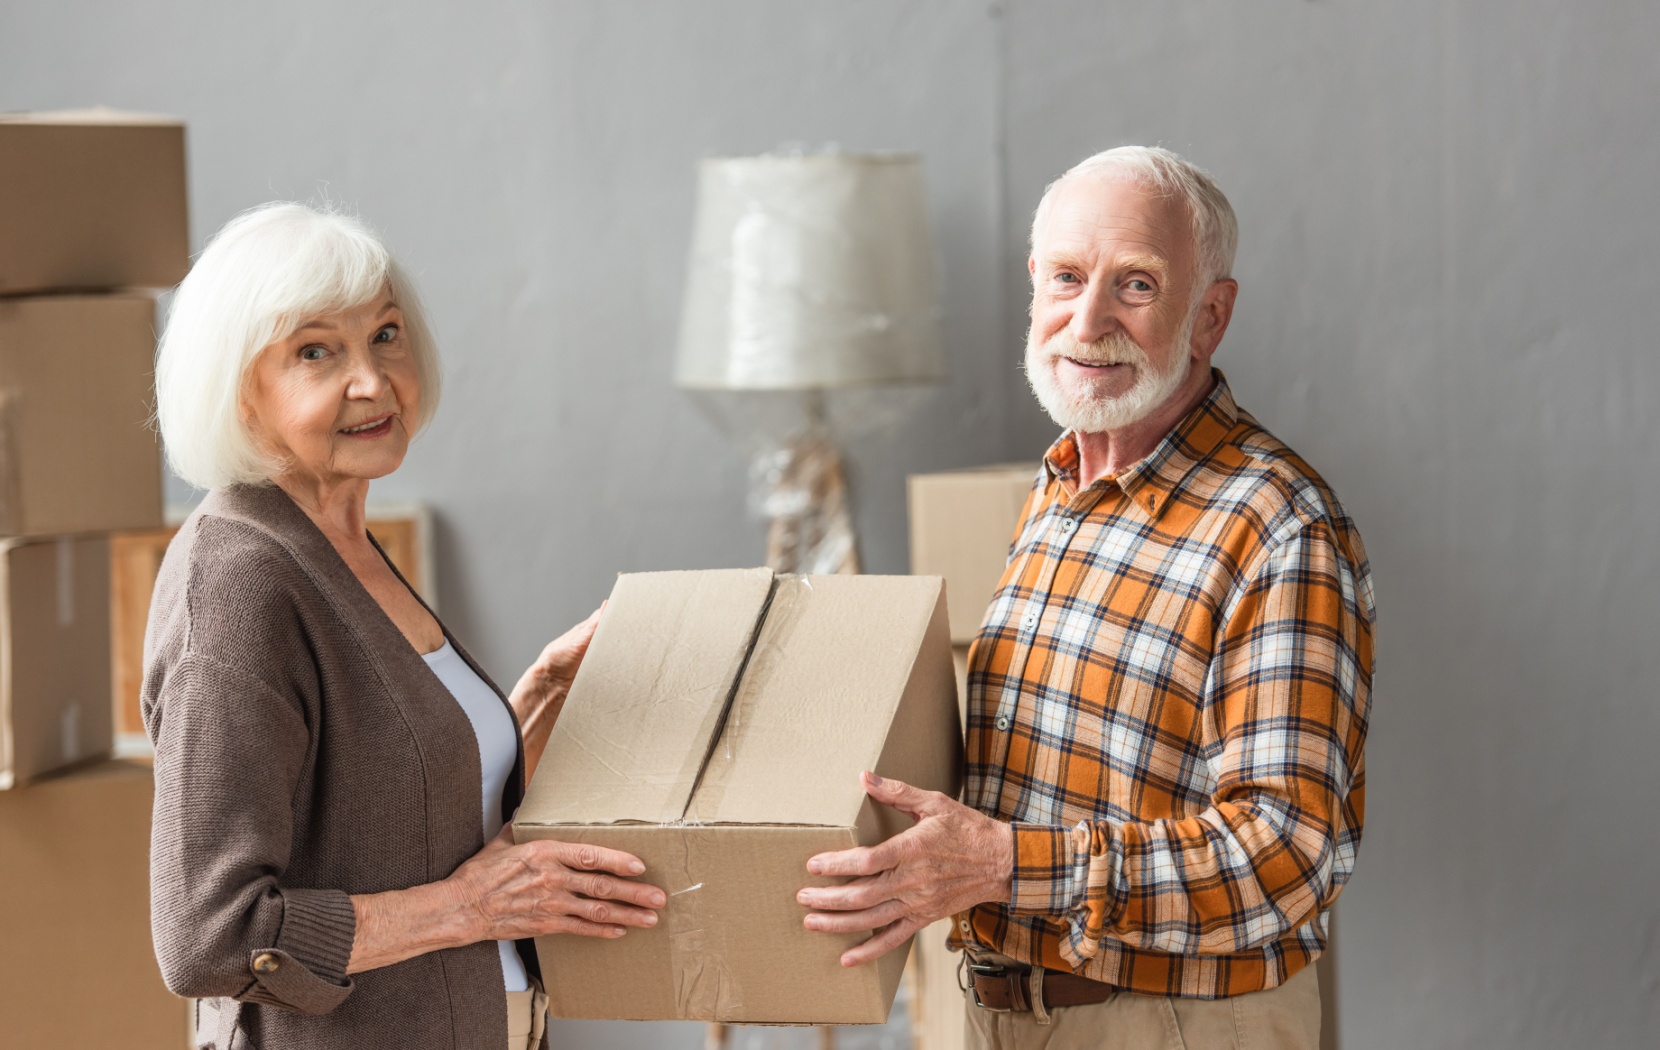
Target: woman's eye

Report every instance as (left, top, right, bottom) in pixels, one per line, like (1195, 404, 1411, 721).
(300, 345, 328, 362)
(374, 324, 399, 343)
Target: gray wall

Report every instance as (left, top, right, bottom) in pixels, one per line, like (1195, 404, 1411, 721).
(4, 2, 1656, 1046)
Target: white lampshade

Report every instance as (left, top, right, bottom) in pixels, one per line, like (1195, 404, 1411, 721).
(675, 152, 946, 391)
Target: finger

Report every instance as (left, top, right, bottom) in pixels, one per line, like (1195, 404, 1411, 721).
(552, 915, 629, 939)
(803, 899, 907, 934)
(806, 841, 896, 878)
(860, 771, 937, 819)
(563, 893, 660, 929)
(797, 876, 890, 912)
(572, 871, 667, 910)
(841, 917, 925, 968)
(546, 840, 646, 876)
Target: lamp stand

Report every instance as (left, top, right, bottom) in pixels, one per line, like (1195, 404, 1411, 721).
(751, 390, 859, 576)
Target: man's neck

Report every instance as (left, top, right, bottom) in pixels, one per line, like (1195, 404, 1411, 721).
(1074, 369, 1215, 488)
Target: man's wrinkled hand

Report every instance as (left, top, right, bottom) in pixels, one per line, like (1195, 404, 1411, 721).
(796, 771, 1013, 967)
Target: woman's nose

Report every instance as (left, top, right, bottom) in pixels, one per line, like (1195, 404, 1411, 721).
(344, 351, 390, 397)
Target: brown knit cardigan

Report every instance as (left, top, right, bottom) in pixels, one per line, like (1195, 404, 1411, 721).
(143, 484, 544, 1050)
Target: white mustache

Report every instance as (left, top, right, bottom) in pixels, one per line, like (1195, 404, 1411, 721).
(1038, 332, 1148, 369)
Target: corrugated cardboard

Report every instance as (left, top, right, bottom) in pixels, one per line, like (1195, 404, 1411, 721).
(515, 568, 961, 1025)
(0, 760, 190, 1046)
(0, 294, 165, 536)
(906, 464, 1037, 643)
(0, 535, 112, 788)
(0, 109, 189, 295)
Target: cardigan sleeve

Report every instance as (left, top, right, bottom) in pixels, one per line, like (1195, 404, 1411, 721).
(146, 650, 356, 1014)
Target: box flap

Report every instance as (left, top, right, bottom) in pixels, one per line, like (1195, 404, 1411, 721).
(685, 574, 945, 826)
(520, 568, 775, 826)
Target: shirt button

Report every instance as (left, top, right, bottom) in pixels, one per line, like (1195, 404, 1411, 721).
(1060, 517, 1077, 534)
(252, 952, 281, 975)
(1020, 611, 1039, 630)
(995, 715, 1011, 731)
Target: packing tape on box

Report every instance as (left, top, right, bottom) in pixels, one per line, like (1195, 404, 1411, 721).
(666, 832, 743, 1019)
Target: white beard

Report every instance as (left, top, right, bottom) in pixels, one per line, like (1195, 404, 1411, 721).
(1023, 311, 1196, 434)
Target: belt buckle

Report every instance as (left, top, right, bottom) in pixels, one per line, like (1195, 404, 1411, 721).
(967, 961, 1016, 1013)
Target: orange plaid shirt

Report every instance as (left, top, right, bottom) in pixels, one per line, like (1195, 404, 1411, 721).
(950, 371, 1374, 999)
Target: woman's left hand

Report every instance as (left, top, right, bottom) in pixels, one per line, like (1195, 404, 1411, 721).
(511, 603, 603, 781)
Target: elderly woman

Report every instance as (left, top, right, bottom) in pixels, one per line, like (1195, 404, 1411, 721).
(145, 202, 664, 1050)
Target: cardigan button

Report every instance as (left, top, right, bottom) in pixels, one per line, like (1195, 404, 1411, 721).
(252, 952, 281, 975)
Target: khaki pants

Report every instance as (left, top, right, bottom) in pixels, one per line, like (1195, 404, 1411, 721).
(964, 958, 1320, 1050)
(506, 980, 548, 1050)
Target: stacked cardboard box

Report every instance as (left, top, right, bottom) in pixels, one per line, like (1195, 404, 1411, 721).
(906, 463, 1341, 1050)
(0, 109, 189, 1048)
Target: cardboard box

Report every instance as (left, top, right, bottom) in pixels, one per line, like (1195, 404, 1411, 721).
(0, 760, 190, 1046)
(0, 535, 112, 789)
(0, 294, 165, 536)
(515, 567, 960, 1024)
(907, 464, 1037, 643)
(0, 109, 189, 295)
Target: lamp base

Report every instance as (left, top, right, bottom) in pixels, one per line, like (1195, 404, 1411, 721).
(751, 431, 858, 576)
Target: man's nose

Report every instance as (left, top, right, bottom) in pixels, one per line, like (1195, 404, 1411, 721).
(1068, 283, 1118, 345)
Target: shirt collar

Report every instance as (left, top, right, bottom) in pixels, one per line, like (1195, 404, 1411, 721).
(1042, 369, 1240, 514)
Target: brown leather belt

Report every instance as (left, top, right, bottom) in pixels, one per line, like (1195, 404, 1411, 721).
(966, 958, 1119, 1012)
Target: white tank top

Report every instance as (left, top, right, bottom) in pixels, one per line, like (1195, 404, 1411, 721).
(421, 640, 531, 992)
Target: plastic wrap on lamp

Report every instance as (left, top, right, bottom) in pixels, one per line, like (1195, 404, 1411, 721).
(675, 153, 946, 390)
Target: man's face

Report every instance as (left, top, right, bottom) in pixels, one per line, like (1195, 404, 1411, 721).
(1025, 176, 1201, 434)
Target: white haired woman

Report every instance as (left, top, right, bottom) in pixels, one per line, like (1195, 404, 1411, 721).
(145, 202, 663, 1050)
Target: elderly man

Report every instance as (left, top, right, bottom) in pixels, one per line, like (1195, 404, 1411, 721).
(798, 146, 1374, 1049)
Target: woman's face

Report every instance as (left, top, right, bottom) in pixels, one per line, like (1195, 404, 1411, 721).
(242, 291, 421, 489)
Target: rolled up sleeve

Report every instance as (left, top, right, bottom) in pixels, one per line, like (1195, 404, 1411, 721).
(147, 654, 355, 1015)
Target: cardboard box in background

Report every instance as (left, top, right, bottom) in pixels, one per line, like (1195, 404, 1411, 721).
(0, 294, 164, 536)
(907, 464, 1036, 643)
(0, 760, 188, 1047)
(0, 110, 189, 295)
(110, 508, 433, 751)
(516, 568, 960, 1025)
(0, 535, 112, 789)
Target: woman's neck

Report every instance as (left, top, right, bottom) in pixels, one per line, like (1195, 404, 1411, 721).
(274, 472, 372, 546)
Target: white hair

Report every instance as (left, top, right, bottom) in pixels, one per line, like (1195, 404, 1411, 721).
(155, 202, 441, 490)
(1030, 146, 1239, 288)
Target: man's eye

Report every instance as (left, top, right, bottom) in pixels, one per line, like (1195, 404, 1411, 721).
(300, 345, 328, 362)
(1127, 279, 1153, 292)
(374, 324, 399, 343)
(1054, 272, 1080, 284)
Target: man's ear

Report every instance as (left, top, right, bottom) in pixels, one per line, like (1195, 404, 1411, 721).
(1028, 255, 1038, 280)
(1191, 278, 1239, 363)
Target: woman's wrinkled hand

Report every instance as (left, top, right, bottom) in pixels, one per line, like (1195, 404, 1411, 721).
(511, 604, 604, 780)
(447, 825, 664, 942)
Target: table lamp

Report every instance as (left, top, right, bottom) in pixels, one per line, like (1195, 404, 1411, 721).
(675, 151, 946, 575)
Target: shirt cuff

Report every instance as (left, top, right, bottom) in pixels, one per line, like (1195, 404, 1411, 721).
(240, 887, 356, 1015)
(1008, 822, 1086, 916)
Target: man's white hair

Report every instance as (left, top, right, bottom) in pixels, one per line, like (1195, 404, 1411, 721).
(155, 202, 441, 491)
(1030, 146, 1239, 288)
